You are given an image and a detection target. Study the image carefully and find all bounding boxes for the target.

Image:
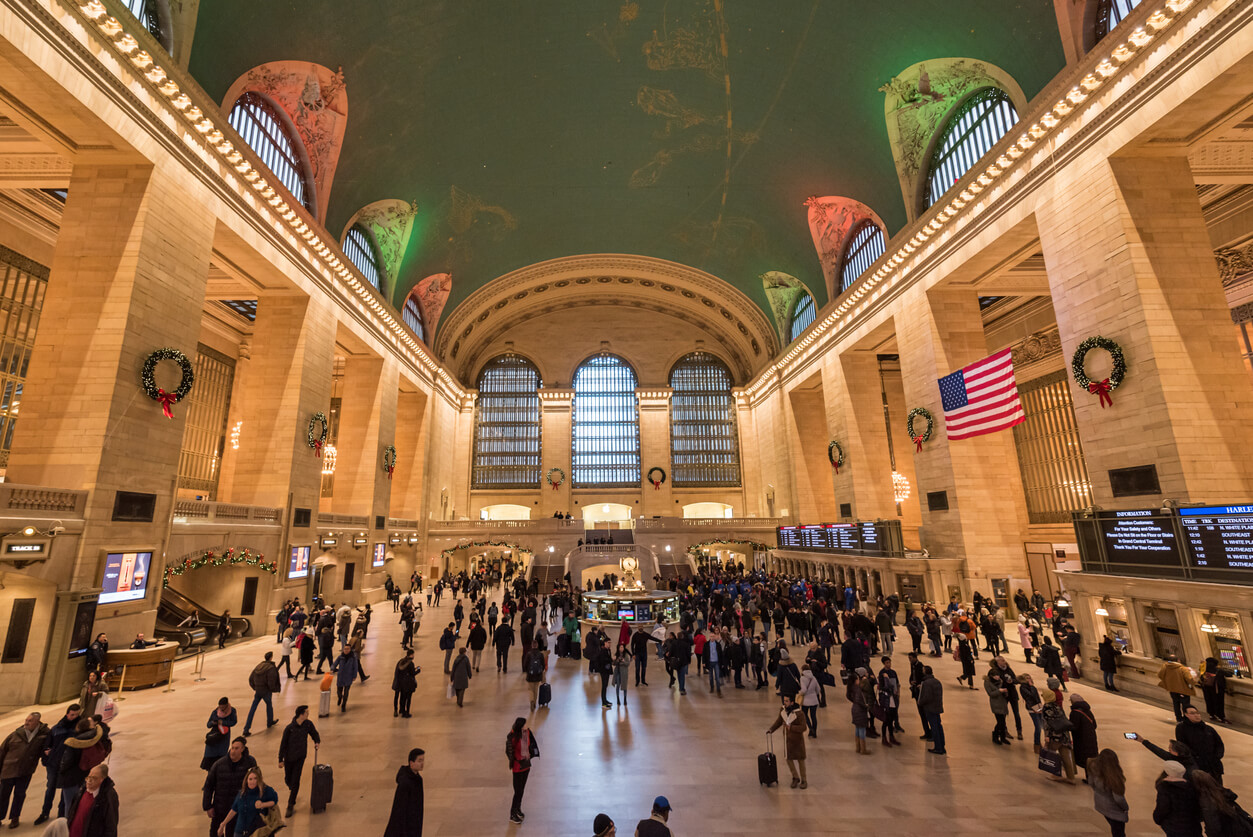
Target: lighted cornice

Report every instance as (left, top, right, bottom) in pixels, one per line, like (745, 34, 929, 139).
(742, 0, 1204, 406)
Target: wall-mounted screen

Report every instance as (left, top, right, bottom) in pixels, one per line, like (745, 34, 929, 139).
(775, 520, 905, 557)
(99, 551, 152, 604)
(372, 543, 386, 568)
(1179, 505, 1253, 577)
(617, 606, 635, 621)
(289, 545, 310, 580)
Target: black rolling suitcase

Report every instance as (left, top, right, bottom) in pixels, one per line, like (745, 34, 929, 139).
(556, 633, 570, 658)
(538, 682, 552, 707)
(310, 758, 334, 813)
(758, 734, 778, 786)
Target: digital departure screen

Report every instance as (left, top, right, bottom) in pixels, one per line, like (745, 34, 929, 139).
(288, 545, 310, 580)
(1179, 505, 1253, 575)
(99, 551, 152, 604)
(776, 521, 904, 557)
(372, 543, 386, 568)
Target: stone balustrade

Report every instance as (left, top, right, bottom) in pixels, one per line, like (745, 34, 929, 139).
(0, 483, 88, 517)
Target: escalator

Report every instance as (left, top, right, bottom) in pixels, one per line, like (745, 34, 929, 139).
(155, 586, 252, 650)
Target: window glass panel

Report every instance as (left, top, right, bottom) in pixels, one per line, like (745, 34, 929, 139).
(176, 345, 235, 499)
(121, 0, 164, 45)
(227, 92, 314, 213)
(0, 246, 48, 477)
(343, 225, 383, 291)
(789, 293, 816, 342)
(472, 355, 542, 489)
(402, 296, 425, 341)
(572, 355, 639, 487)
(839, 222, 886, 292)
(1012, 370, 1094, 524)
(923, 88, 1018, 211)
(669, 353, 740, 487)
(1096, 0, 1142, 40)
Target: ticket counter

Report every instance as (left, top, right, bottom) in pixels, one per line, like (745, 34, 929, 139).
(105, 642, 177, 689)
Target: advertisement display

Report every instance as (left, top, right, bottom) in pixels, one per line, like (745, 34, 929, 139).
(372, 543, 386, 568)
(99, 551, 152, 605)
(289, 545, 311, 580)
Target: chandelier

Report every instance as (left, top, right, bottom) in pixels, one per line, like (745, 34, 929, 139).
(892, 470, 911, 504)
(322, 444, 338, 476)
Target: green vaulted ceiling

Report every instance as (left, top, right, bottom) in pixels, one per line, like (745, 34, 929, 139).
(189, 1, 1065, 328)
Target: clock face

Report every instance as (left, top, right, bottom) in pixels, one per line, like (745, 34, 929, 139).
(621, 556, 638, 572)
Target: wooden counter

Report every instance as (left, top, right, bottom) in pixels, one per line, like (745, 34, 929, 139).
(105, 643, 177, 689)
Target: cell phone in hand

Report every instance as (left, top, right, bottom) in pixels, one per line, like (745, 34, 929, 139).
(1124, 732, 1138, 740)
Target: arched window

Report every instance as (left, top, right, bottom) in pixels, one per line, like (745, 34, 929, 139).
(1094, 0, 1141, 41)
(471, 355, 542, 489)
(669, 353, 740, 487)
(922, 87, 1018, 211)
(840, 221, 886, 293)
(572, 354, 639, 487)
(122, 0, 169, 50)
(401, 294, 424, 341)
(342, 224, 383, 291)
(789, 293, 816, 342)
(228, 92, 315, 214)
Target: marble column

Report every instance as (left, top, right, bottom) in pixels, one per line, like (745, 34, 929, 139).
(637, 389, 673, 517)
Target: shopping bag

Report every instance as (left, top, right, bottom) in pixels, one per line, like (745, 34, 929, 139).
(1038, 747, 1063, 776)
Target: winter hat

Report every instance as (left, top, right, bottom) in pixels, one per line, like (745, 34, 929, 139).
(1042, 689, 1057, 704)
(855, 667, 868, 677)
(1046, 675, 1062, 691)
(1163, 761, 1187, 779)
(593, 813, 615, 836)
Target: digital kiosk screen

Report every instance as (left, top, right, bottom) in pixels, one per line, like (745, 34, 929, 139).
(1179, 505, 1253, 575)
(99, 551, 152, 604)
(289, 545, 311, 580)
(372, 543, 386, 568)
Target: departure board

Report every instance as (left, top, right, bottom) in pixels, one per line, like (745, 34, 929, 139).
(775, 521, 905, 557)
(1179, 505, 1253, 575)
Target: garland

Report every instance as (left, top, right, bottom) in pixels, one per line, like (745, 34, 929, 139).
(163, 547, 274, 588)
(382, 445, 397, 480)
(439, 540, 527, 566)
(141, 348, 195, 419)
(545, 467, 565, 491)
(827, 441, 845, 474)
(647, 467, 667, 490)
(686, 539, 770, 560)
(307, 412, 329, 457)
(1071, 335, 1126, 408)
(906, 407, 934, 452)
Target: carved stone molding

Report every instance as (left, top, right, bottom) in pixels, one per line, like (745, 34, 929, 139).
(1231, 301, 1253, 325)
(1216, 243, 1253, 289)
(1010, 325, 1062, 368)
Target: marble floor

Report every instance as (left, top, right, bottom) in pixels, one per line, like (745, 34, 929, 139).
(1, 595, 1248, 837)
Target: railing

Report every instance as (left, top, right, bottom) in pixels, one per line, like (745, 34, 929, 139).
(316, 513, 369, 527)
(388, 517, 420, 530)
(173, 501, 285, 525)
(427, 518, 583, 532)
(1, 484, 88, 517)
(635, 517, 780, 531)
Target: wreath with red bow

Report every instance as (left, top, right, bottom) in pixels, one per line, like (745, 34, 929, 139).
(1071, 336, 1126, 408)
(647, 467, 667, 489)
(307, 412, 329, 457)
(141, 348, 195, 419)
(827, 441, 845, 474)
(906, 407, 934, 452)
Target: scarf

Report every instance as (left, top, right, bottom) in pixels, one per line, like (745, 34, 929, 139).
(780, 708, 798, 726)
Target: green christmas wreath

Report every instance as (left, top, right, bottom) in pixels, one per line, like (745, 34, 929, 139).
(907, 407, 934, 451)
(827, 441, 845, 473)
(382, 445, 397, 479)
(1071, 335, 1126, 408)
(545, 467, 565, 490)
(141, 348, 195, 419)
(647, 467, 667, 489)
(307, 412, 329, 456)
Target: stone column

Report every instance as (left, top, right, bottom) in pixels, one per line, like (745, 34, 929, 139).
(895, 289, 1030, 582)
(333, 356, 398, 520)
(734, 391, 765, 517)
(390, 389, 430, 521)
(6, 162, 214, 628)
(637, 389, 672, 517)
(539, 389, 573, 517)
(1038, 155, 1253, 504)
(823, 351, 895, 520)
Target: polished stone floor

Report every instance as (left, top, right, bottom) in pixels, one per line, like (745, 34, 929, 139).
(2, 593, 1249, 836)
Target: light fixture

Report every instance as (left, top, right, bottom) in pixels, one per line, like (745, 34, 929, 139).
(1056, 596, 1070, 609)
(1200, 612, 1220, 633)
(547, 545, 554, 553)
(892, 471, 911, 504)
(1095, 606, 1109, 617)
(20, 526, 36, 537)
(230, 421, 242, 451)
(665, 545, 671, 552)
(322, 444, 338, 476)
(602, 504, 610, 514)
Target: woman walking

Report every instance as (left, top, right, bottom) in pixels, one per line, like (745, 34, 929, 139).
(1018, 673, 1045, 753)
(1041, 690, 1077, 783)
(956, 636, 976, 689)
(450, 646, 473, 707)
(1018, 617, 1035, 664)
(1069, 694, 1100, 782)
(217, 766, 278, 837)
(612, 643, 632, 707)
(505, 717, 540, 824)
(277, 705, 320, 817)
(767, 695, 810, 788)
(848, 668, 872, 756)
(798, 663, 820, 738)
(392, 649, 418, 717)
(294, 627, 315, 681)
(79, 670, 107, 717)
(201, 697, 238, 771)
(1087, 749, 1129, 837)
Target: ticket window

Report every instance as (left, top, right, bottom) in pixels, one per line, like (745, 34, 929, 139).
(1097, 599, 1133, 654)
(1201, 612, 1248, 678)
(1145, 606, 1186, 663)
(898, 574, 925, 604)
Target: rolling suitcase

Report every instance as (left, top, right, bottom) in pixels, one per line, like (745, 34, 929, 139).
(310, 758, 334, 813)
(758, 735, 778, 786)
(538, 682, 552, 707)
(556, 633, 570, 658)
(318, 689, 331, 718)
(570, 644, 581, 660)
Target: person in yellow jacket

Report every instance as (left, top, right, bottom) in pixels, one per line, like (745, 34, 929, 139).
(1157, 655, 1196, 722)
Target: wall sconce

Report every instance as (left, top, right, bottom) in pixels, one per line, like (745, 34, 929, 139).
(665, 545, 671, 552)
(892, 471, 911, 504)
(1200, 612, 1220, 633)
(322, 444, 338, 476)
(1056, 596, 1070, 608)
(230, 421, 242, 451)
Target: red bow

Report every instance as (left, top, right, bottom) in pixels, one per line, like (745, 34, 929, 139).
(913, 435, 924, 452)
(313, 439, 323, 457)
(551, 481, 559, 491)
(156, 388, 177, 419)
(1088, 379, 1113, 408)
(651, 479, 661, 490)
(831, 460, 839, 475)
(386, 466, 394, 481)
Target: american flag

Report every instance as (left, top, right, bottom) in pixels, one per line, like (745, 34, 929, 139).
(937, 347, 1025, 441)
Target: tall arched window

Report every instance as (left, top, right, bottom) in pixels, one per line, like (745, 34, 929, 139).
(789, 293, 816, 342)
(1094, 0, 1141, 41)
(401, 294, 424, 341)
(670, 353, 740, 487)
(840, 221, 886, 293)
(228, 92, 315, 214)
(342, 224, 383, 291)
(122, 0, 169, 50)
(572, 354, 639, 487)
(922, 87, 1018, 211)
(471, 355, 542, 489)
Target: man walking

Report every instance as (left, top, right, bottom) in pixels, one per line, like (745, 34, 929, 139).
(0, 712, 50, 829)
(917, 665, 946, 755)
(242, 652, 281, 736)
(634, 796, 674, 837)
(383, 748, 424, 837)
(494, 620, 515, 674)
(630, 625, 651, 686)
(202, 737, 255, 837)
(31, 704, 78, 826)
(277, 705, 320, 817)
(1158, 655, 1196, 722)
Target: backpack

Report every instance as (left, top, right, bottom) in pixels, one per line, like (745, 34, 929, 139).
(527, 653, 544, 680)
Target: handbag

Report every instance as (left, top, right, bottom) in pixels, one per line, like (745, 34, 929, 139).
(446, 682, 455, 699)
(1038, 747, 1063, 776)
(205, 727, 225, 746)
(869, 702, 886, 722)
(252, 804, 285, 837)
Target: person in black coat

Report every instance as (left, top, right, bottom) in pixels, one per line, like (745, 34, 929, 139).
(392, 651, 419, 718)
(1153, 761, 1203, 837)
(63, 765, 117, 837)
(201, 738, 255, 837)
(1097, 636, 1122, 691)
(1176, 706, 1225, 784)
(276, 706, 320, 817)
(85, 634, 109, 674)
(383, 748, 424, 837)
(1068, 695, 1099, 780)
(493, 622, 515, 674)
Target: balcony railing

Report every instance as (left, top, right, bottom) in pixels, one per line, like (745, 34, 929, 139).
(0, 483, 88, 517)
(316, 513, 370, 528)
(173, 500, 285, 525)
(427, 518, 583, 532)
(635, 517, 780, 531)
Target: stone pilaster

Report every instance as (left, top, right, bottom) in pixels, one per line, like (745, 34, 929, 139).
(824, 351, 895, 520)
(389, 389, 430, 521)
(539, 389, 573, 516)
(333, 356, 398, 526)
(637, 388, 673, 517)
